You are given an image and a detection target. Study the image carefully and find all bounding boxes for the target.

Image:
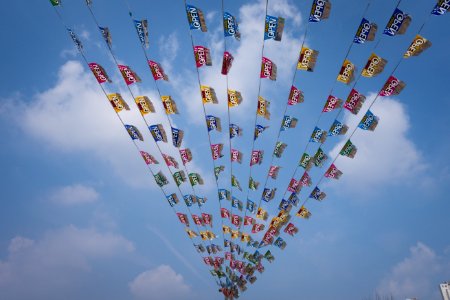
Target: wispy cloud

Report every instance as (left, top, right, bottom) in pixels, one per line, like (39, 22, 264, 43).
(129, 265, 192, 300)
(50, 184, 99, 206)
(328, 94, 428, 196)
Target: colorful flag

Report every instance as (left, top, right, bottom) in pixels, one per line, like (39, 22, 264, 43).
(300, 172, 312, 187)
(384, 8, 411, 36)
(125, 125, 143, 141)
(260, 57, 277, 80)
(309, 0, 331, 22)
(256, 207, 268, 220)
(273, 142, 287, 158)
(221, 208, 230, 219)
(218, 189, 230, 201)
(432, 0, 450, 15)
(223, 12, 240, 39)
(140, 151, 158, 165)
(133, 19, 149, 48)
(358, 110, 379, 131)
(162, 154, 179, 168)
(354, 18, 377, 44)
(135, 96, 155, 115)
(284, 223, 298, 236)
(288, 178, 300, 193)
(107, 93, 129, 112)
(309, 186, 326, 201)
(289, 192, 300, 206)
(118, 65, 141, 85)
(313, 147, 328, 167)
(246, 199, 256, 213)
(221, 51, 234, 75)
(297, 206, 311, 219)
(189, 173, 203, 186)
(328, 120, 348, 136)
(310, 127, 327, 143)
(206, 115, 221, 132)
(231, 175, 241, 191)
(67, 29, 83, 51)
(173, 171, 186, 186)
(194, 46, 211, 67)
(229, 124, 242, 139)
(214, 165, 225, 179)
(337, 59, 355, 84)
(227, 90, 243, 107)
(340, 140, 357, 158)
(183, 194, 196, 207)
(211, 144, 224, 160)
(299, 153, 313, 171)
(149, 124, 167, 142)
(257, 96, 270, 119)
(250, 150, 263, 166)
(166, 193, 179, 207)
(262, 188, 276, 202)
(297, 47, 319, 71)
(268, 165, 280, 179)
(148, 60, 168, 81)
(179, 149, 192, 165)
(161, 95, 178, 114)
(177, 213, 189, 226)
(344, 89, 366, 115)
(254, 125, 268, 140)
(230, 149, 243, 164)
(88, 63, 111, 84)
(264, 15, 285, 41)
(186, 4, 207, 32)
(322, 95, 342, 112)
(280, 115, 298, 131)
(171, 127, 183, 148)
(361, 53, 387, 78)
(379, 76, 405, 96)
(201, 85, 218, 104)
(154, 171, 168, 187)
(325, 163, 343, 179)
(404, 35, 432, 58)
(288, 85, 304, 105)
(98, 26, 112, 49)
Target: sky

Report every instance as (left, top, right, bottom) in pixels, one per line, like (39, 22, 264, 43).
(0, 0, 450, 299)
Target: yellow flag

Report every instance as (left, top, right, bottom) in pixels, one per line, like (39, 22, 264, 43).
(337, 59, 355, 84)
(201, 85, 218, 104)
(297, 47, 319, 71)
(361, 53, 387, 78)
(161, 96, 178, 114)
(257, 96, 270, 120)
(186, 228, 198, 238)
(107, 93, 129, 113)
(135, 96, 155, 115)
(227, 90, 242, 107)
(404, 35, 432, 58)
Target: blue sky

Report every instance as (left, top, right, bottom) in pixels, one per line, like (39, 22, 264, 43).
(1, 0, 450, 299)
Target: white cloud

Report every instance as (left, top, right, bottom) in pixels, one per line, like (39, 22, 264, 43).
(170, 0, 302, 125)
(328, 95, 427, 194)
(0, 60, 204, 189)
(129, 265, 192, 300)
(0, 226, 134, 299)
(377, 242, 443, 299)
(50, 184, 99, 205)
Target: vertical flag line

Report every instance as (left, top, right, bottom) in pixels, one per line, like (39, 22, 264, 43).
(54, 3, 222, 287)
(181, 0, 246, 288)
(267, 3, 438, 249)
(112, 0, 222, 253)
